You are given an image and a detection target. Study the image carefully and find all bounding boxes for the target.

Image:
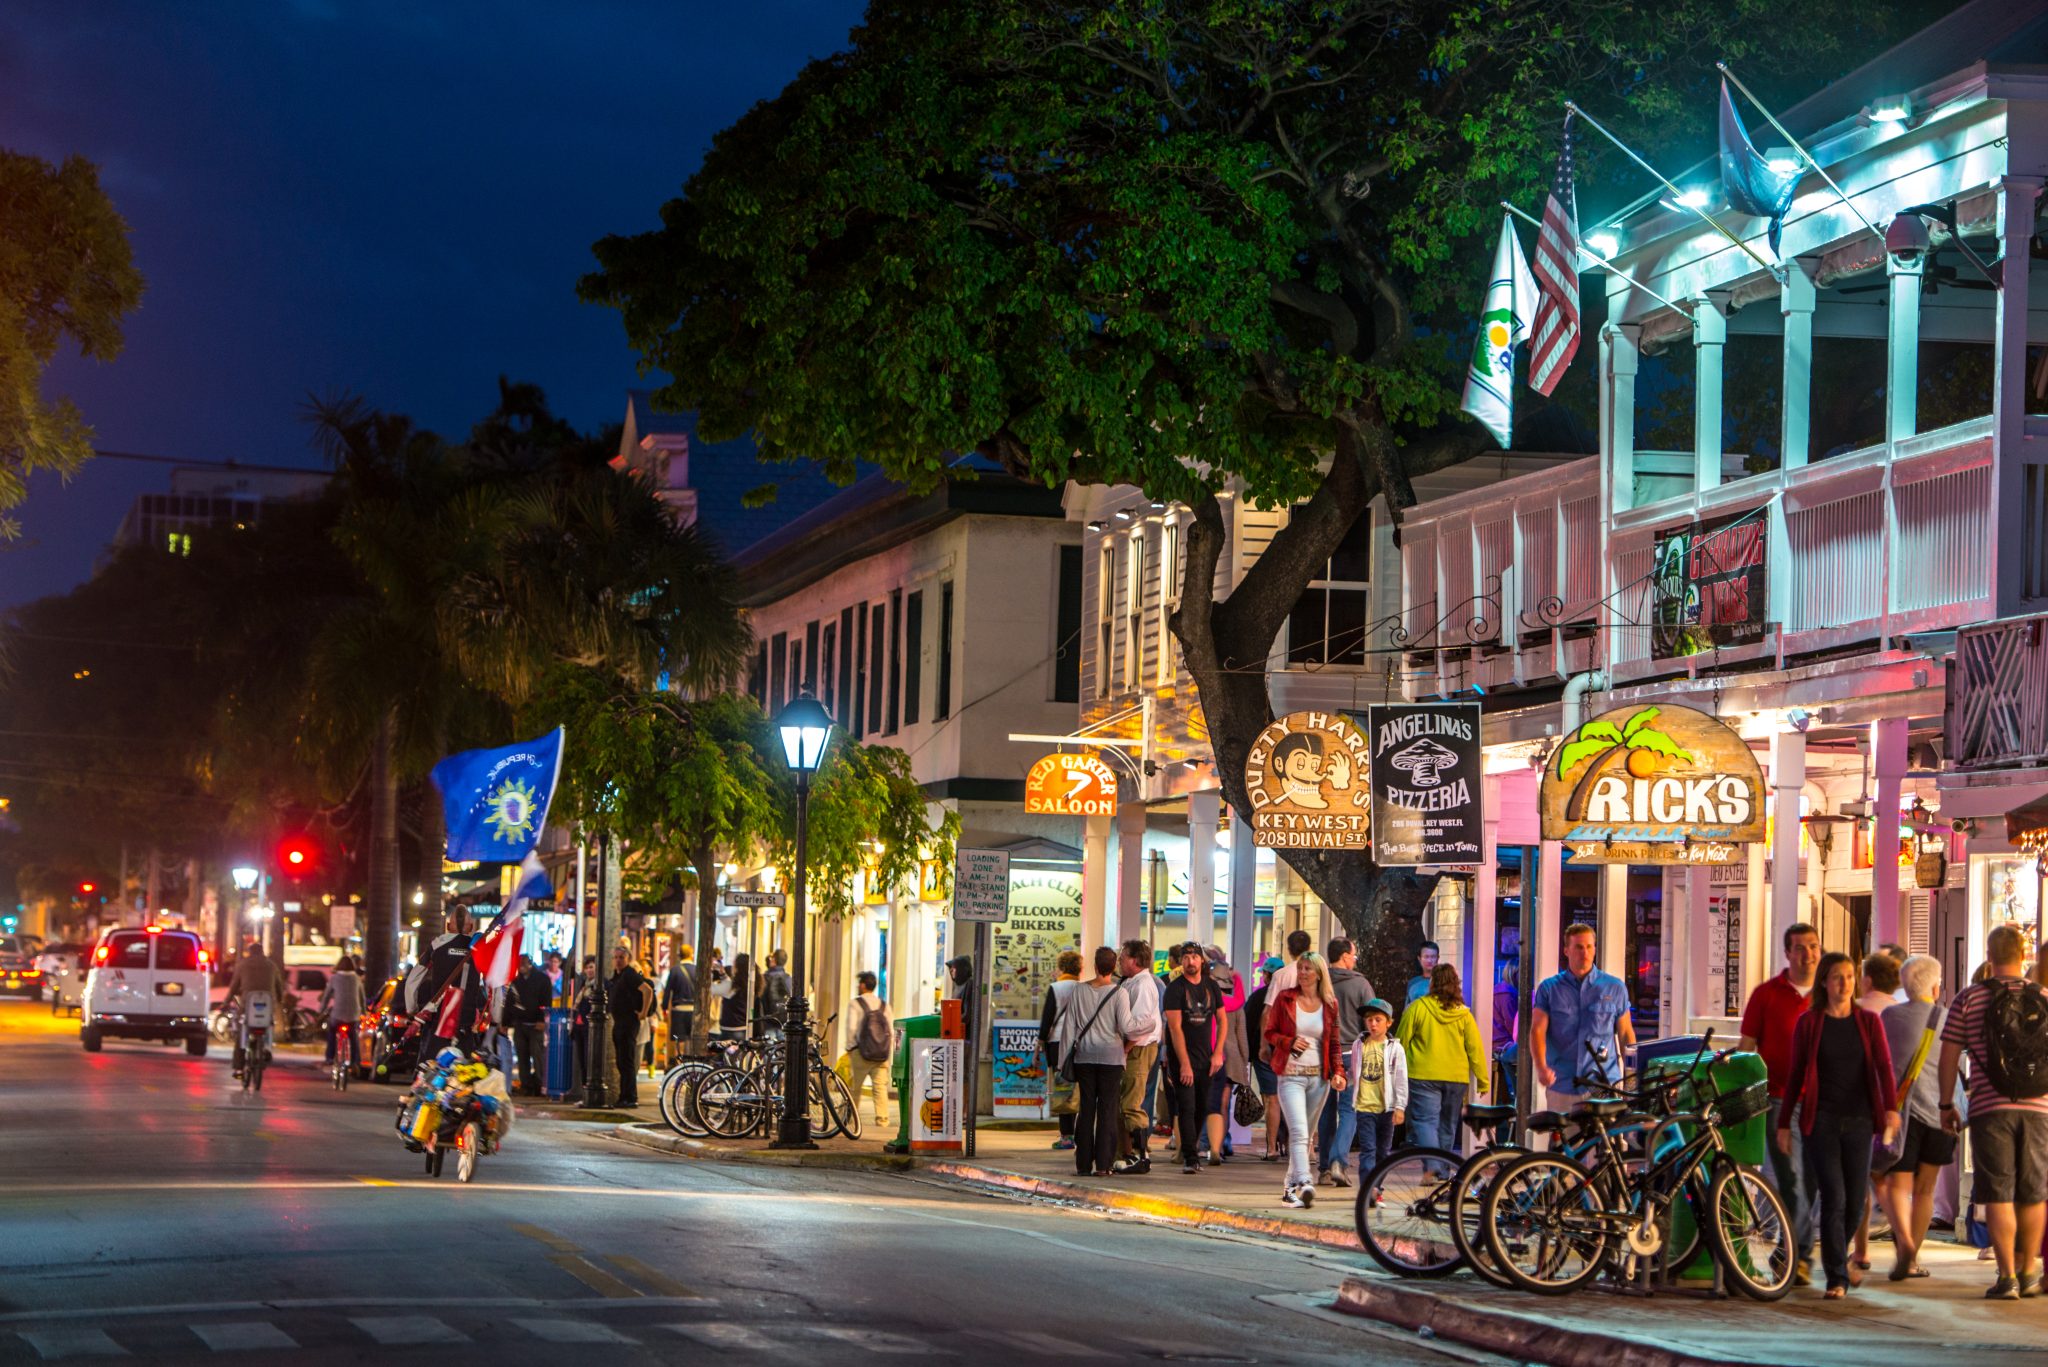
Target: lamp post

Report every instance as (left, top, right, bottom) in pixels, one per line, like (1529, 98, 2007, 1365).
(230, 866, 260, 961)
(771, 694, 833, 1150)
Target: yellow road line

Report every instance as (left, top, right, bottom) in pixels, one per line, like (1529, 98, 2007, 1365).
(353, 1177, 400, 1187)
(508, 1222, 579, 1253)
(602, 1254, 703, 1300)
(546, 1253, 641, 1299)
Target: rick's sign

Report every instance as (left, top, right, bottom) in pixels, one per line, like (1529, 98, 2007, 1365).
(1540, 704, 1765, 864)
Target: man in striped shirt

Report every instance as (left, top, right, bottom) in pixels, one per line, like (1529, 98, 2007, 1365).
(1938, 924, 2048, 1300)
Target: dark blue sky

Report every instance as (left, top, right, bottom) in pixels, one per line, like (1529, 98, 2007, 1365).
(0, 0, 865, 607)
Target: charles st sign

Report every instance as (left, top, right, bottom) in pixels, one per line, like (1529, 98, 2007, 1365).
(1540, 703, 1765, 864)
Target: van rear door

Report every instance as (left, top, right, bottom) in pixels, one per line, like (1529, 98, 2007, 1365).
(94, 931, 155, 1014)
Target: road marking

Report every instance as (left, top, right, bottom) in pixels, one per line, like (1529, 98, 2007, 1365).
(351, 1176, 399, 1187)
(18, 1328, 128, 1360)
(602, 1254, 707, 1300)
(508, 1222, 580, 1253)
(966, 1329, 1109, 1358)
(350, 1316, 468, 1346)
(190, 1323, 297, 1352)
(513, 1319, 635, 1345)
(807, 1326, 949, 1355)
(546, 1252, 642, 1299)
(664, 1323, 780, 1351)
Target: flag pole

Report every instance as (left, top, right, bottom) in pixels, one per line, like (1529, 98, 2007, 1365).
(1717, 63, 1886, 246)
(1563, 101, 1774, 272)
(1499, 201, 1691, 315)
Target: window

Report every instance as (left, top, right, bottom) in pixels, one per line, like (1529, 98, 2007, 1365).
(769, 633, 788, 710)
(820, 621, 838, 718)
(1096, 543, 1115, 696)
(1053, 545, 1082, 704)
(154, 934, 202, 971)
(838, 607, 857, 729)
(886, 589, 903, 735)
(1123, 530, 1146, 690)
(787, 641, 803, 704)
(803, 620, 821, 696)
(1156, 515, 1180, 686)
(1285, 507, 1373, 666)
(748, 645, 768, 707)
(852, 607, 868, 739)
(105, 932, 150, 969)
(904, 591, 924, 726)
(936, 581, 955, 720)
(868, 603, 887, 734)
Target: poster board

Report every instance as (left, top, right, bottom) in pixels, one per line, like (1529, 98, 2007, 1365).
(990, 1020, 1047, 1116)
(907, 1036, 965, 1152)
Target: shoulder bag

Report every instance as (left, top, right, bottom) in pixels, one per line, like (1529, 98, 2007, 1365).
(1057, 988, 1119, 1087)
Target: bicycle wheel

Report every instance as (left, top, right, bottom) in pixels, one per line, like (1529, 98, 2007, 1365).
(1355, 1148, 1465, 1277)
(1700, 1162, 1793, 1300)
(814, 1066, 859, 1140)
(1479, 1152, 1612, 1295)
(454, 1121, 481, 1183)
(697, 1066, 771, 1140)
(658, 1063, 710, 1137)
(1448, 1145, 1524, 1288)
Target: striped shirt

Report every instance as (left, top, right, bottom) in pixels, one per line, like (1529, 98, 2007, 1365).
(1941, 977, 2048, 1117)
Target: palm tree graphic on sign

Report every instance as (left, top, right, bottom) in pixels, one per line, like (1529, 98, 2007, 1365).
(1551, 707, 1694, 820)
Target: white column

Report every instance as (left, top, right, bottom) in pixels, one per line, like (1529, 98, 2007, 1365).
(1536, 840, 1563, 985)
(1694, 293, 1728, 491)
(1885, 253, 1924, 447)
(1604, 311, 1641, 513)
(1116, 801, 1148, 949)
(1081, 814, 1112, 953)
(1682, 869, 1711, 1032)
(1990, 173, 2045, 616)
(1598, 864, 1628, 979)
(1226, 827, 1257, 983)
(1871, 716, 1909, 949)
(1473, 775, 1501, 1057)
(1780, 262, 1816, 469)
(1769, 730, 1806, 952)
(1744, 837, 1769, 1002)
(1186, 790, 1219, 948)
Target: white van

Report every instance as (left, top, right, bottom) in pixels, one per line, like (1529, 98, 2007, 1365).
(82, 927, 213, 1054)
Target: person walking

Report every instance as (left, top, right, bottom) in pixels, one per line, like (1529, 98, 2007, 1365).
(1937, 923, 2048, 1300)
(1531, 922, 1634, 1111)
(1403, 940, 1441, 1011)
(1053, 947, 1140, 1178)
(1114, 939, 1163, 1174)
(1853, 950, 1906, 1269)
(1266, 929, 1313, 996)
(712, 952, 752, 1042)
(1245, 959, 1283, 1162)
(607, 947, 649, 1106)
(1879, 953, 1952, 1281)
(1318, 937, 1374, 1186)
(844, 971, 892, 1131)
(318, 953, 365, 1068)
(1353, 998, 1408, 1176)
(760, 949, 793, 1030)
(660, 944, 696, 1064)
(506, 954, 552, 1095)
(1212, 947, 1249, 1163)
(1776, 951, 1900, 1298)
(1262, 952, 1345, 1208)
(570, 955, 598, 1096)
(1039, 950, 1084, 1150)
(1396, 963, 1488, 1157)
(1740, 921, 1825, 1284)
(1163, 943, 1227, 1175)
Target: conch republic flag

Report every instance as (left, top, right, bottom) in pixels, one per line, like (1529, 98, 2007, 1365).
(431, 728, 564, 862)
(1461, 215, 1538, 449)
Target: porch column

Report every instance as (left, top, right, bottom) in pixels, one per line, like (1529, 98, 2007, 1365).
(1744, 836, 1769, 1003)
(1186, 790, 1219, 948)
(1990, 172, 2045, 616)
(1597, 865, 1628, 979)
(1870, 716, 1910, 948)
(1885, 252, 1924, 447)
(1780, 262, 1816, 469)
(1081, 814, 1112, 953)
(1603, 305, 1642, 513)
(1535, 840, 1563, 986)
(1473, 774, 1501, 1057)
(1116, 800, 1148, 949)
(1769, 729, 1806, 953)
(1227, 825, 1257, 984)
(1694, 293, 1728, 491)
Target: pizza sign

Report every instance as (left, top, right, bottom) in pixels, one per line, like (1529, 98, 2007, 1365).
(1023, 753, 1119, 817)
(1243, 711, 1371, 849)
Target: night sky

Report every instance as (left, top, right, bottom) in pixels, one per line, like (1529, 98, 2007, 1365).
(0, 0, 865, 609)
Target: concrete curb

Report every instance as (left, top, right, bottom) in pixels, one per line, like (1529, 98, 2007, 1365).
(1332, 1277, 1735, 1367)
(607, 1124, 917, 1172)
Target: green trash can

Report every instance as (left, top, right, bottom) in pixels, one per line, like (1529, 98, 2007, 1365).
(883, 1013, 942, 1154)
(1642, 1046, 1771, 1277)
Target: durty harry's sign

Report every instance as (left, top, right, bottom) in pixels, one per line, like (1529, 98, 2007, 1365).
(1540, 703, 1765, 864)
(1023, 753, 1119, 817)
(1244, 711, 1371, 849)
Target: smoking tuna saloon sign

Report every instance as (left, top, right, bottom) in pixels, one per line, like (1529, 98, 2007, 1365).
(1023, 753, 1120, 817)
(1244, 711, 1371, 849)
(1540, 703, 1765, 864)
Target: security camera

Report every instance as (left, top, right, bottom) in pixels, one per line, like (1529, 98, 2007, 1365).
(1885, 213, 1930, 264)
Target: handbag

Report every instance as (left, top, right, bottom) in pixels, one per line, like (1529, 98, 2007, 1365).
(1057, 987, 1119, 1087)
(1233, 1078, 1266, 1128)
(1873, 1015, 1938, 1172)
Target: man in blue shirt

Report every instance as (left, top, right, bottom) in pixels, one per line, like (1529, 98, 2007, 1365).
(1402, 940, 1440, 1009)
(1531, 922, 1634, 1111)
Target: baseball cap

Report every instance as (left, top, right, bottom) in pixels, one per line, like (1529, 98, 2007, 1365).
(1363, 997, 1394, 1020)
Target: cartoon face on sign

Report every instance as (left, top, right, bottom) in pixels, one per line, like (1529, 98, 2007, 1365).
(1244, 712, 1371, 849)
(1272, 732, 1351, 808)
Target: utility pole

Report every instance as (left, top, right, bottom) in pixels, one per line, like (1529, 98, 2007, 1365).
(582, 834, 621, 1108)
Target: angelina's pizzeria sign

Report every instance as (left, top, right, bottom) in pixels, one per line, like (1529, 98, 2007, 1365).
(1540, 704, 1765, 865)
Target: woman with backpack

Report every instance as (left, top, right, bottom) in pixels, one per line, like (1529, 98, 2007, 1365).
(843, 971, 893, 1130)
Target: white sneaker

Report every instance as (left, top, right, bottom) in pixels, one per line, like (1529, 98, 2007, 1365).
(1281, 1185, 1306, 1209)
(1299, 1184, 1316, 1208)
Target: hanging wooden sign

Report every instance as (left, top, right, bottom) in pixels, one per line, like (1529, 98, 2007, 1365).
(1541, 703, 1765, 860)
(1243, 711, 1372, 849)
(1023, 753, 1119, 816)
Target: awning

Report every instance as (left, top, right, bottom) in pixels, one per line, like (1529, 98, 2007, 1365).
(1932, 776, 2048, 820)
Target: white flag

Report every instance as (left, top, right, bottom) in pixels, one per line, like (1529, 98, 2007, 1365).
(1460, 215, 1539, 449)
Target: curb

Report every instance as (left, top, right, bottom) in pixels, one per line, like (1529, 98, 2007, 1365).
(607, 1124, 917, 1172)
(1333, 1277, 1734, 1367)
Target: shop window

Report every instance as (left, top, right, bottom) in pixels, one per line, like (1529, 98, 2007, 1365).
(904, 590, 924, 725)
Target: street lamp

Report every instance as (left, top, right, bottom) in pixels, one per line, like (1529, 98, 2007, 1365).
(229, 866, 260, 961)
(772, 693, 833, 1150)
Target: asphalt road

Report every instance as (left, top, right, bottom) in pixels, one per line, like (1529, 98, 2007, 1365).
(0, 999, 1483, 1366)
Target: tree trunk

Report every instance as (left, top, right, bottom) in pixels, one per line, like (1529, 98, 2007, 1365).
(688, 840, 719, 1061)
(586, 834, 624, 1106)
(365, 708, 401, 990)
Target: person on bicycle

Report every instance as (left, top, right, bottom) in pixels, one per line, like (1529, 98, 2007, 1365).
(319, 953, 365, 1067)
(1531, 923, 1634, 1115)
(225, 940, 288, 1073)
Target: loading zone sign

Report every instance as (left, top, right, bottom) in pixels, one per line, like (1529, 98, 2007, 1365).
(1367, 703, 1483, 867)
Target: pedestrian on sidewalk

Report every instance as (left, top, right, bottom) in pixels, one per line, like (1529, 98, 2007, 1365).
(1937, 923, 2048, 1301)
(1114, 939, 1162, 1174)
(1776, 951, 1899, 1299)
(505, 954, 551, 1095)
(1164, 944, 1227, 1175)
(1854, 950, 1905, 1269)
(1209, 946, 1248, 1162)
(1740, 921, 1824, 1285)
(1397, 963, 1488, 1162)
(1317, 937, 1374, 1187)
(1263, 952, 1345, 1208)
(1040, 950, 1084, 1150)
(711, 952, 752, 1042)
(1402, 940, 1440, 1013)
(660, 944, 696, 1064)
(570, 955, 598, 1096)
(1353, 999, 1408, 1176)
(1053, 946, 1140, 1179)
(1879, 953, 1952, 1281)
(844, 972, 892, 1131)
(1246, 959, 1283, 1162)
(1266, 929, 1312, 996)
(607, 947, 649, 1107)
(1531, 923, 1634, 1113)
(759, 950, 792, 1031)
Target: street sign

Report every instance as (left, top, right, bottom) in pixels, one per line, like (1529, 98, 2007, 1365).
(329, 905, 357, 941)
(723, 890, 787, 908)
(952, 847, 1011, 922)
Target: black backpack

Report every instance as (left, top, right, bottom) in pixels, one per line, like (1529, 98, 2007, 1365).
(855, 1001, 893, 1063)
(1984, 981, 2048, 1101)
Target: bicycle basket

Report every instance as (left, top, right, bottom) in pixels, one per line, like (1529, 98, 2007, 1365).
(1710, 1079, 1770, 1126)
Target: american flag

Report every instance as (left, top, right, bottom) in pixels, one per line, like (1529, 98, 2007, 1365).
(1528, 115, 1581, 397)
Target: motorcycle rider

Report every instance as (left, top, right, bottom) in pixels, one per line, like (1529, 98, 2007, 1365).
(225, 939, 288, 1075)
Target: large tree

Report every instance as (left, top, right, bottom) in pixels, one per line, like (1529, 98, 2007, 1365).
(583, 0, 1940, 948)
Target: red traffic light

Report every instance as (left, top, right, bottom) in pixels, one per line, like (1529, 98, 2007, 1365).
(78, 881, 96, 895)
(276, 836, 318, 874)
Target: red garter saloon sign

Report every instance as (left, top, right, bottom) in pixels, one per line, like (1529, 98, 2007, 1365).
(1540, 704, 1765, 865)
(1244, 712, 1372, 850)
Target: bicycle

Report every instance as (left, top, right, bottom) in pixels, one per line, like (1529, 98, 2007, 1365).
(1478, 1033, 1790, 1299)
(331, 1020, 353, 1091)
(693, 1019, 859, 1141)
(1356, 1101, 1518, 1277)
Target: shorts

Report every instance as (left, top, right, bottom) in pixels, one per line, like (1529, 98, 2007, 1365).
(1890, 1115, 1958, 1172)
(1250, 1058, 1278, 1097)
(1967, 1107, 2048, 1205)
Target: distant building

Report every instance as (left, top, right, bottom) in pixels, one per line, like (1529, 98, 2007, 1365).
(109, 466, 328, 560)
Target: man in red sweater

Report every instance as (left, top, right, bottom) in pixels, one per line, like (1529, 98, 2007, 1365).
(1740, 922, 1822, 1284)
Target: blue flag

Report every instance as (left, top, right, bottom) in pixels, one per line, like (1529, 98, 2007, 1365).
(1719, 80, 1798, 254)
(431, 728, 564, 862)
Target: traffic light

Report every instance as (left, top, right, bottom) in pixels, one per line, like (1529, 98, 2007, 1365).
(276, 835, 319, 877)
(77, 880, 97, 897)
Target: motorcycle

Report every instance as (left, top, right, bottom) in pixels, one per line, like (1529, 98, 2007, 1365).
(395, 1046, 513, 1182)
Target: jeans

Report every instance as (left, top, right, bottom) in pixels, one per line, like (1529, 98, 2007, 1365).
(1277, 1072, 1331, 1190)
(1407, 1079, 1467, 1156)
(1356, 1109, 1397, 1172)
(1174, 1051, 1218, 1162)
(1074, 1062, 1124, 1176)
(1768, 1102, 1822, 1266)
(1318, 1043, 1360, 1172)
(1803, 1110, 1874, 1290)
(512, 1022, 543, 1093)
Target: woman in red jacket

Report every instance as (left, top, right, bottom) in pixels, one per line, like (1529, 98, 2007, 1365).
(1775, 951, 1900, 1298)
(1263, 952, 1347, 1209)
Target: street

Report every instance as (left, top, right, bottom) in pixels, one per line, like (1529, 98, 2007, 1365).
(0, 1001, 1470, 1366)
